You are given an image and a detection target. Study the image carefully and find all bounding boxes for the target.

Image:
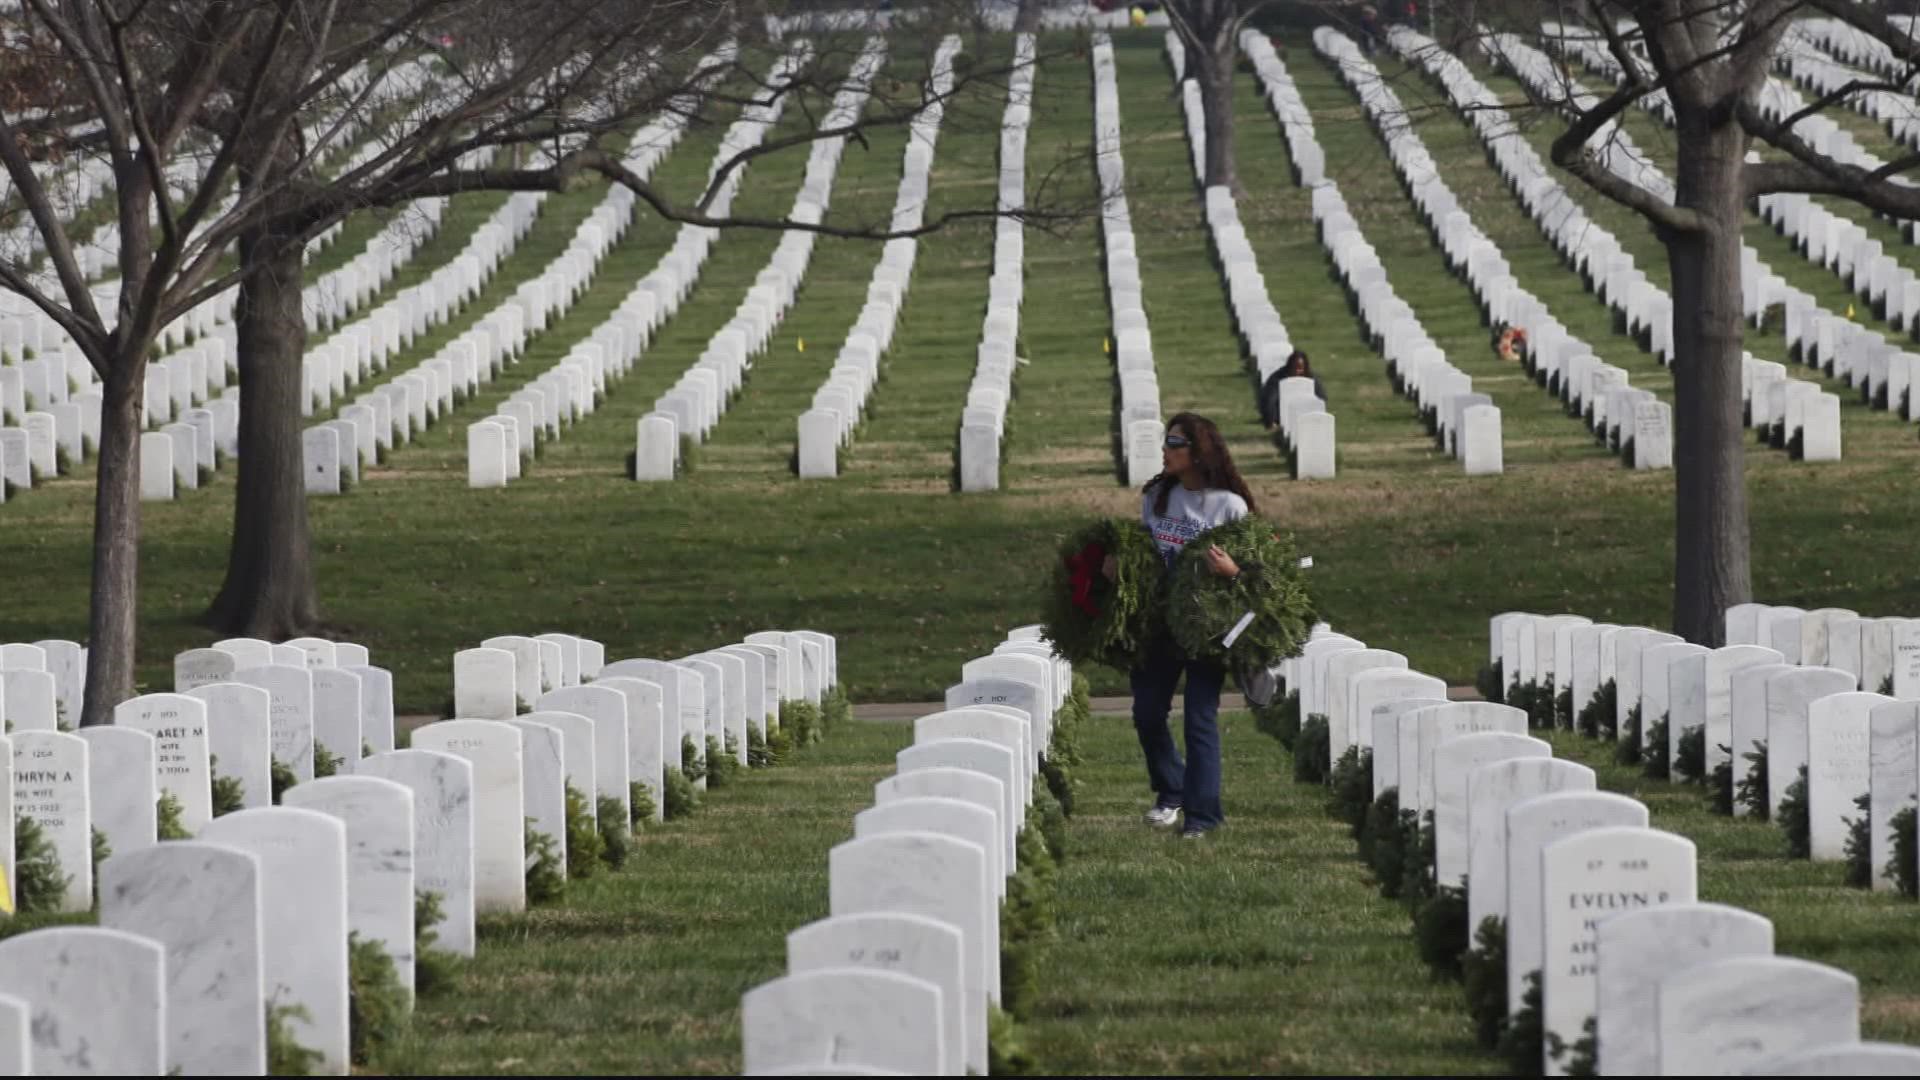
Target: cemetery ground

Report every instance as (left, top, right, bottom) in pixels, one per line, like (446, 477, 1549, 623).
(7, 26, 1920, 1076)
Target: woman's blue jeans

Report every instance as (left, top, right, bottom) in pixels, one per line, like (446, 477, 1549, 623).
(1130, 645, 1227, 831)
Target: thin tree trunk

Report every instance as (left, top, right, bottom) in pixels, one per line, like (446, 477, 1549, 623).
(78, 368, 144, 727)
(207, 152, 319, 637)
(1666, 123, 1751, 647)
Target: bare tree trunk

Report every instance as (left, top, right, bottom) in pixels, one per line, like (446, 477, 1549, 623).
(1196, 43, 1237, 189)
(207, 149, 319, 637)
(1666, 122, 1751, 646)
(78, 367, 144, 727)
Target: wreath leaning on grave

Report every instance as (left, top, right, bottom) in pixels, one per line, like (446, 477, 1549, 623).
(1039, 516, 1165, 671)
(1165, 514, 1317, 669)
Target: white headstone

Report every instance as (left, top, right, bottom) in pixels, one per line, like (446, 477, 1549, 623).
(98, 841, 267, 1075)
(234, 664, 316, 783)
(11, 730, 91, 911)
(1465, 757, 1596, 935)
(198, 807, 351, 1075)
(357, 749, 477, 959)
(190, 682, 274, 811)
(282, 776, 417, 1000)
(1504, 791, 1650, 1018)
(410, 720, 525, 915)
(1593, 903, 1773, 1077)
(740, 969, 946, 1077)
(173, 648, 237, 694)
(786, 914, 969, 1076)
(1540, 827, 1697, 1074)
(79, 726, 158, 858)
(454, 647, 518, 721)
(0, 928, 166, 1074)
(1655, 956, 1859, 1076)
(1434, 731, 1552, 888)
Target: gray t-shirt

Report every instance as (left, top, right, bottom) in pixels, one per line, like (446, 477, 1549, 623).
(1142, 484, 1249, 567)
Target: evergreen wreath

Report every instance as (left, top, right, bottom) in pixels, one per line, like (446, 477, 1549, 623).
(1164, 516, 1316, 669)
(1039, 516, 1165, 671)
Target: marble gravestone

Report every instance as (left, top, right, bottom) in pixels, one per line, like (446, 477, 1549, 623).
(99, 841, 267, 1074)
(875, 767, 1012, 876)
(1870, 700, 1919, 892)
(1806, 692, 1887, 861)
(1729, 662, 1796, 817)
(1766, 667, 1858, 822)
(12, 730, 91, 912)
(898, 737, 1022, 840)
(410, 720, 526, 915)
(856, 796, 1006, 901)
(583, 677, 662, 823)
(1465, 757, 1596, 935)
(740, 969, 946, 1076)
(1592, 903, 1773, 1077)
(199, 807, 352, 1075)
(283, 776, 417, 1000)
(116, 691, 215, 832)
(234, 664, 317, 783)
(0, 927, 166, 1074)
(1433, 732, 1552, 888)
(1655, 956, 1859, 1076)
(504, 719, 568, 873)
(79, 726, 159, 858)
(786, 913, 970, 1076)
(1504, 791, 1651, 1019)
(828, 832, 992, 1067)
(1372, 697, 1447, 801)
(190, 682, 274, 811)
(1539, 827, 1697, 1076)
(358, 749, 478, 959)
(453, 647, 518, 721)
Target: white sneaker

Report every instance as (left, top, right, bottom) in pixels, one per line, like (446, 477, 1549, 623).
(1143, 805, 1181, 828)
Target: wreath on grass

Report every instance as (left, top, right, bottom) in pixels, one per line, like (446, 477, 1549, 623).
(1165, 515, 1317, 669)
(1039, 517, 1165, 671)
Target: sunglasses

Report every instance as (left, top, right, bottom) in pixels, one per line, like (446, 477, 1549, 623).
(1164, 435, 1191, 450)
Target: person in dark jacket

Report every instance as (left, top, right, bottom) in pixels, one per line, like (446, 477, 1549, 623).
(1259, 350, 1329, 431)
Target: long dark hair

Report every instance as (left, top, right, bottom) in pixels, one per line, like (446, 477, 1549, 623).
(1146, 412, 1258, 515)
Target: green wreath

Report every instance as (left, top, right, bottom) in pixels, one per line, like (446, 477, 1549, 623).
(1039, 516, 1165, 671)
(1165, 514, 1317, 668)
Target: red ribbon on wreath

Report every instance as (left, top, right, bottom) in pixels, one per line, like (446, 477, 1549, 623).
(1065, 540, 1107, 617)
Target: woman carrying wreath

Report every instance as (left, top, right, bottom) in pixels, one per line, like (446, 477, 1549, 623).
(1104, 413, 1258, 840)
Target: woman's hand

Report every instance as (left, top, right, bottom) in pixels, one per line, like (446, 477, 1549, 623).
(1102, 553, 1118, 581)
(1204, 544, 1239, 578)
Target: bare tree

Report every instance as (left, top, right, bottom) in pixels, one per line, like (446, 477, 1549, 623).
(0, 0, 1082, 725)
(1441, 0, 1920, 645)
(1166, 0, 1249, 186)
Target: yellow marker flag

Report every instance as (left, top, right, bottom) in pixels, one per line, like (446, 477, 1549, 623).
(1104, 336, 1112, 354)
(0, 862, 11, 915)
(1130, 6, 1147, 27)
(1846, 303, 1856, 319)
(798, 338, 806, 352)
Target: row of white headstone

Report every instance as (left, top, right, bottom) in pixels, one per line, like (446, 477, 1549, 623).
(0, 624, 836, 1075)
(1299, 621, 1912, 1075)
(1470, 613, 1920, 1075)
(1490, 607, 1920, 890)
(1086, 34, 1167, 491)
(1544, 26, 1878, 448)
(628, 43, 822, 482)
(740, 622, 1069, 1075)
(1313, 30, 1530, 476)
(1166, 35, 1343, 479)
(1387, 27, 1682, 471)
(953, 33, 1033, 494)
(800, 35, 965, 481)
(1480, 28, 1847, 464)
(464, 50, 742, 489)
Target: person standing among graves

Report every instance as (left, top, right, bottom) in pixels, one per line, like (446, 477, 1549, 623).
(1103, 413, 1256, 839)
(1259, 350, 1329, 431)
